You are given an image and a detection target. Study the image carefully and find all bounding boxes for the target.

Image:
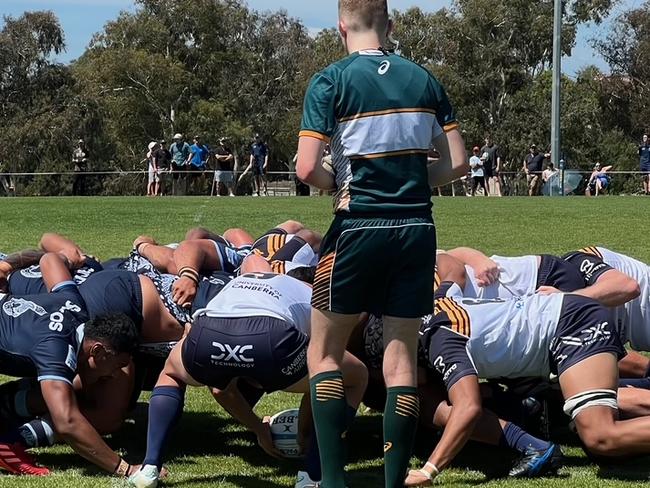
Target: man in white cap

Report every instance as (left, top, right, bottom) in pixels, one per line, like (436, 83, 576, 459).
(169, 133, 191, 195)
(146, 141, 160, 197)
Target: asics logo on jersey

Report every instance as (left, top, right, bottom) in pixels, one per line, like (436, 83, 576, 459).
(2, 298, 47, 318)
(49, 300, 82, 332)
(211, 342, 254, 363)
(378, 60, 391, 75)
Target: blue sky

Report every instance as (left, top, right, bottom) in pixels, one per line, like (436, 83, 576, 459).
(0, 0, 644, 74)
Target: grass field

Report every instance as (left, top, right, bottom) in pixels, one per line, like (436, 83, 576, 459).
(1, 195, 650, 487)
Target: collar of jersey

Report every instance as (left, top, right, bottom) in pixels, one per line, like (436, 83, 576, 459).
(75, 324, 85, 354)
(358, 49, 384, 56)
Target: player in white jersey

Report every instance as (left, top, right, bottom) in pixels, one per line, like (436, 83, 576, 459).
(405, 286, 650, 485)
(562, 247, 647, 354)
(439, 247, 586, 299)
(129, 255, 367, 488)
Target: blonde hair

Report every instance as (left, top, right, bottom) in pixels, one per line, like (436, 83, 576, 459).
(339, 0, 389, 33)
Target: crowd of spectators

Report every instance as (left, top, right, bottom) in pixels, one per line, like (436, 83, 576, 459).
(32, 132, 650, 198)
(141, 133, 268, 197)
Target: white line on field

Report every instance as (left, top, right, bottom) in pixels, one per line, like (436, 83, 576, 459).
(193, 197, 210, 223)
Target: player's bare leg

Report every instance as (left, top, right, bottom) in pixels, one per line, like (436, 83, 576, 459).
(560, 353, 650, 456)
(133, 236, 174, 272)
(618, 351, 650, 378)
(222, 228, 254, 248)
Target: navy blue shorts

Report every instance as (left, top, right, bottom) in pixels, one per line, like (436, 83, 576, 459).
(536, 255, 586, 292)
(78, 270, 144, 327)
(181, 315, 308, 392)
(550, 295, 625, 376)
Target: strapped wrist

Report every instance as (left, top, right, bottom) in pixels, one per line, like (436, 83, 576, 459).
(179, 267, 199, 284)
(114, 458, 130, 477)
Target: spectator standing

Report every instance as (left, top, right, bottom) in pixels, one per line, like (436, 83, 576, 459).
(186, 136, 209, 171)
(523, 144, 548, 196)
(146, 141, 160, 196)
(542, 162, 559, 196)
(72, 139, 88, 196)
(154, 140, 171, 196)
(0, 161, 15, 196)
(213, 138, 236, 197)
(469, 146, 488, 196)
(169, 133, 191, 194)
(640, 134, 650, 195)
(250, 134, 269, 196)
(480, 136, 501, 196)
(186, 136, 209, 194)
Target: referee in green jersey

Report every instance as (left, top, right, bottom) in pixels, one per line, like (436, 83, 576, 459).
(295, 1, 468, 486)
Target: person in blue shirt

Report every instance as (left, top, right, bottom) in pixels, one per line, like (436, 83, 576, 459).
(185, 136, 210, 194)
(186, 136, 209, 170)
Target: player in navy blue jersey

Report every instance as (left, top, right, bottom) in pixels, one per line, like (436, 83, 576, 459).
(0, 253, 139, 477)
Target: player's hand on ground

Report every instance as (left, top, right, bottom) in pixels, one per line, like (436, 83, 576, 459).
(256, 418, 283, 459)
(474, 259, 500, 287)
(404, 468, 435, 487)
(536, 285, 561, 295)
(172, 276, 197, 308)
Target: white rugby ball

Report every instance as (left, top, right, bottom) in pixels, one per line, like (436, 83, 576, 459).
(269, 408, 301, 459)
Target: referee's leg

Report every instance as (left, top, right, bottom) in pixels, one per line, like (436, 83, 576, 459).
(307, 309, 364, 488)
(382, 316, 421, 488)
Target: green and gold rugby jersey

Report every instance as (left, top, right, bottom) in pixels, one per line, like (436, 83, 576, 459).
(300, 49, 458, 215)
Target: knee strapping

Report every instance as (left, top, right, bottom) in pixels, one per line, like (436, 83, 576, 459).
(563, 389, 617, 419)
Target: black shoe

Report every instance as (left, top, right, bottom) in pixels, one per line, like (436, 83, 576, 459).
(509, 443, 563, 478)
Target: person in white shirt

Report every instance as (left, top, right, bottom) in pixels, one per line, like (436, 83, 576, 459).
(469, 147, 488, 197)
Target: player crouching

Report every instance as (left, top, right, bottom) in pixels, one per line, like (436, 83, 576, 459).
(406, 289, 647, 486)
(128, 255, 367, 488)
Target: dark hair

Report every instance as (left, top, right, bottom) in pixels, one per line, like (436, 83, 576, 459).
(286, 266, 316, 284)
(85, 313, 139, 355)
(3, 249, 45, 269)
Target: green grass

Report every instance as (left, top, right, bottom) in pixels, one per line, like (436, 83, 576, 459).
(1, 195, 650, 487)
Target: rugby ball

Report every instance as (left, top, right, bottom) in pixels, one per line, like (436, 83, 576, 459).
(269, 408, 301, 459)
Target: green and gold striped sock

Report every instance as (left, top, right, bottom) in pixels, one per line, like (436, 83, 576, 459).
(383, 386, 420, 488)
(310, 371, 348, 488)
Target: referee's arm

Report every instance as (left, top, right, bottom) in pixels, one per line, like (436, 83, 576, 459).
(296, 136, 335, 191)
(428, 128, 468, 187)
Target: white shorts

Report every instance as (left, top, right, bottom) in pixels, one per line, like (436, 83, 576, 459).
(148, 166, 160, 184)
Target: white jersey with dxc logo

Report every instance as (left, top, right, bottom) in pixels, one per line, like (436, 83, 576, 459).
(595, 247, 650, 350)
(437, 293, 564, 379)
(193, 273, 312, 334)
(463, 255, 539, 299)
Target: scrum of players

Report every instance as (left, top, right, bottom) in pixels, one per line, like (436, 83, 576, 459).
(2, 225, 650, 487)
